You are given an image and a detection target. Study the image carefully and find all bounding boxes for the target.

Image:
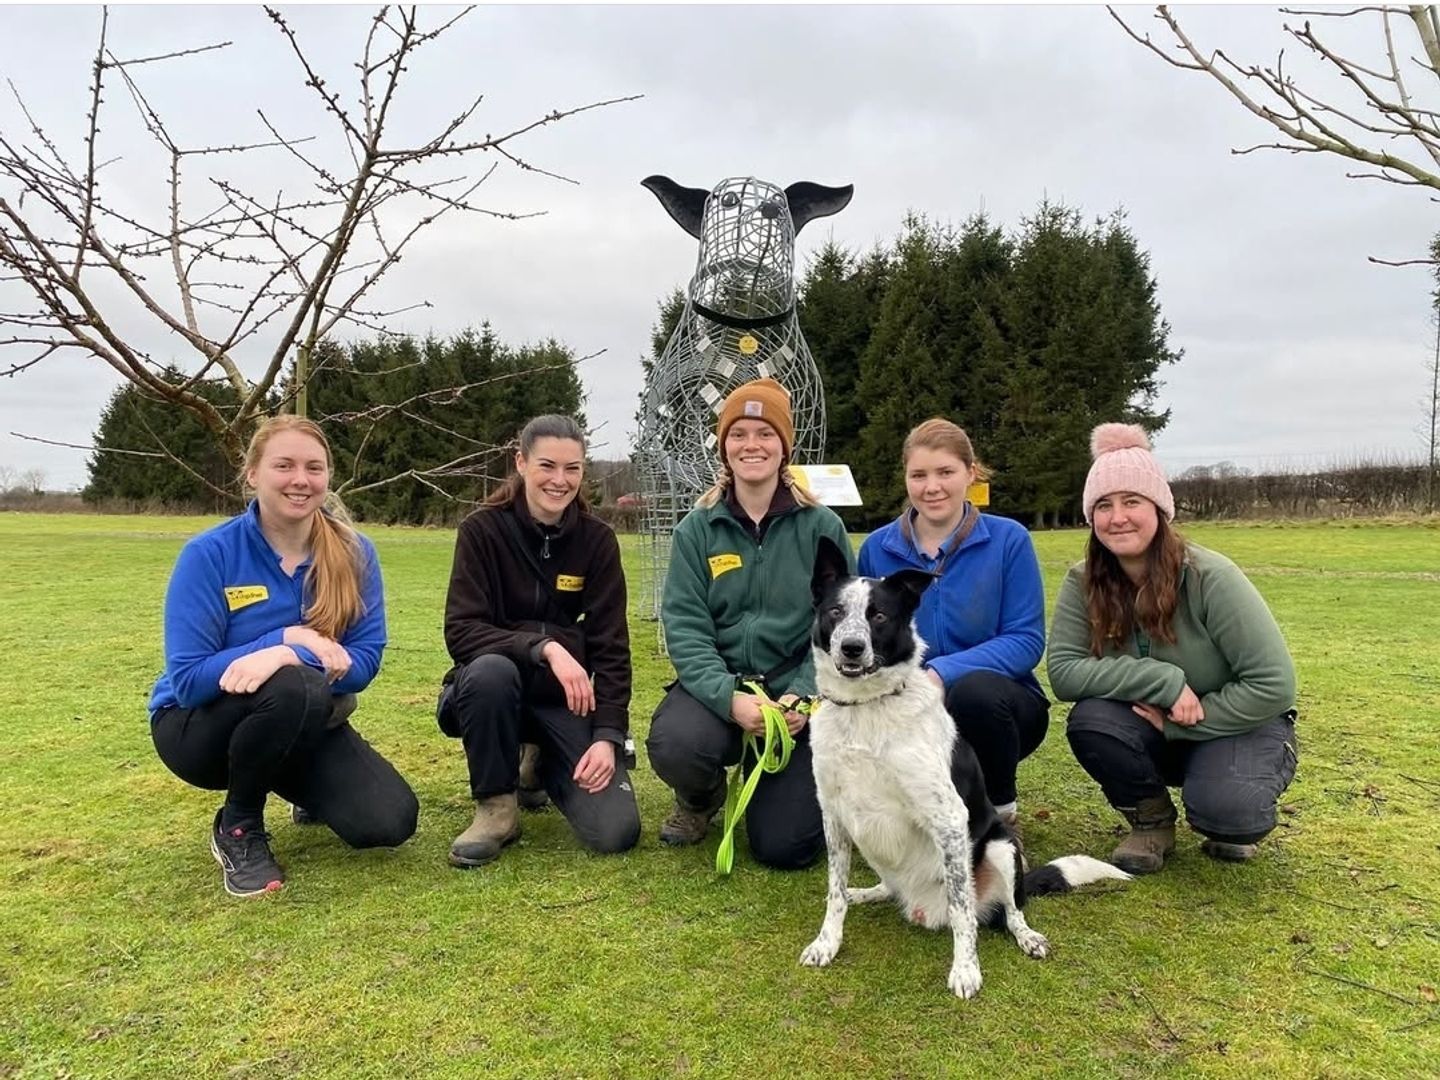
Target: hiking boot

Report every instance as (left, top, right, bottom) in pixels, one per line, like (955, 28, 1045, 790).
(1111, 795, 1178, 875)
(517, 742, 549, 811)
(291, 803, 320, 826)
(659, 787, 725, 847)
(210, 810, 284, 897)
(1201, 839, 1258, 863)
(449, 793, 521, 869)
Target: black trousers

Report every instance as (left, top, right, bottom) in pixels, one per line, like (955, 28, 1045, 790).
(438, 654, 640, 855)
(151, 665, 418, 848)
(646, 683, 824, 871)
(942, 671, 1050, 806)
(1066, 697, 1299, 845)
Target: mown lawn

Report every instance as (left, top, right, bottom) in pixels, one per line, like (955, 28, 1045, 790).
(1, 512, 1437, 1079)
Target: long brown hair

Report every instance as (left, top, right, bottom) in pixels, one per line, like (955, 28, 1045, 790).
(485, 414, 591, 512)
(901, 417, 993, 482)
(1084, 512, 1188, 656)
(243, 416, 364, 640)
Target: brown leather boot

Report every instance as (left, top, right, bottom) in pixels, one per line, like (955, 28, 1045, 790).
(1201, 839, 1258, 862)
(1111, 794, 1177, 875)
(449, 793, 520, 868)
(517, 742, 549, 811)
(659, 786, 726, 847)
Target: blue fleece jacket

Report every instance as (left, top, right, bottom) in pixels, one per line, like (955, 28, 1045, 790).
(857, 508, 1045, 698)
(148, 501, 387, 713)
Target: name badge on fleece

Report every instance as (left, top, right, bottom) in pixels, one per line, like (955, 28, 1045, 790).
(556, 574, 585, 593)
(224, 585, 269, 612)
(708, 553, 742, 580)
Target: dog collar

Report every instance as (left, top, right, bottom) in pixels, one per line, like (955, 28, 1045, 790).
(823, 678, 910, 707)
(691, 299, 793, 331)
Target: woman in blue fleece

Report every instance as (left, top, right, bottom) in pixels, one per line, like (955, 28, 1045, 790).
(149, 416, 417, 897)
(857, 418, 1048, 827)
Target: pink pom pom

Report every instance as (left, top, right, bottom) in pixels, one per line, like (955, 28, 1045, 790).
(1090, 422, 1151, 458)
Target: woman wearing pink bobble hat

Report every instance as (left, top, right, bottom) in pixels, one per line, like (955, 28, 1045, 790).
(1046, 423, 1298, 874)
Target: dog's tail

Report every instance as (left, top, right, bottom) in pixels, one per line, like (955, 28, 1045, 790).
(1023, 855, 1131, 896)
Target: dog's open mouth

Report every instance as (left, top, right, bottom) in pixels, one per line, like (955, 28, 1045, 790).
(834, 659, 879, 678)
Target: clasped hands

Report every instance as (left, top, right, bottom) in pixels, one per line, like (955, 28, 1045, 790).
(218, 626, 352, 694)
(1132, 684, 1204, 732)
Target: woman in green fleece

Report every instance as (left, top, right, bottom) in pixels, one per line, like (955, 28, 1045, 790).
(1048, 424, 1298, 873)
(646, 378, 854, 869)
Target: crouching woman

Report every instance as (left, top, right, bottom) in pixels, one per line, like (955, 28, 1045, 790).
(438, 414, 640, 868)
(1047, 423, 1298, 873)
(150, 416, 418, 898)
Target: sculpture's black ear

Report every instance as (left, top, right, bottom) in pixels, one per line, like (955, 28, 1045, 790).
(642, 176, 709, 240)
(785, 182, 854, 235)
(811, 535, 852, 606)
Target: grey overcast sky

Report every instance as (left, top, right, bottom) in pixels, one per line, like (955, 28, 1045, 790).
(1, 3, 1434, 491)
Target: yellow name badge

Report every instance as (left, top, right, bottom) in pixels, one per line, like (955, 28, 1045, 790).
(224, 585, 269, 612)
(556, 574, 585, 593)
(708, 553, 742, 580)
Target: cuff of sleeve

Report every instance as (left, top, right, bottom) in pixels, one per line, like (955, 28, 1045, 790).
(591, 725, 626, 748)
(289, 644, 321, 670)
(527, 637, 554, 667)
(261, 628, 288, 649)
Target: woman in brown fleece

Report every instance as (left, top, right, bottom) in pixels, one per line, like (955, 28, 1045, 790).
(436, 414, 640, 867)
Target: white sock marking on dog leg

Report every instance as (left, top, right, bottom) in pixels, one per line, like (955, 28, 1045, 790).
(937, 803, 982, 999)
(989, 840, 1049, 959)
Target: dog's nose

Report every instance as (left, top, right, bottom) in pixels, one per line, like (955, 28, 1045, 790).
(839, 639, 866, 660)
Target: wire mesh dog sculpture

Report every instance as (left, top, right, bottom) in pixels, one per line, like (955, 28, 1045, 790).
(634, 175, 853, 634)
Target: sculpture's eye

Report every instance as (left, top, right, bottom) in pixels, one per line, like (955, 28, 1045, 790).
(759, 200, 780, 219)
(720, 192, 739, 208)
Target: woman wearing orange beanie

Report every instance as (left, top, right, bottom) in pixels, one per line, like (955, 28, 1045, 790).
(646, 378, 854, 869)
(1047, 423, 1298, 873)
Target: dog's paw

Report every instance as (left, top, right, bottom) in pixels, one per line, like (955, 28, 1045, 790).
(1015, 928, 1049, 959)
(947, 960, 983, 999)
(799, 937, 838, 968)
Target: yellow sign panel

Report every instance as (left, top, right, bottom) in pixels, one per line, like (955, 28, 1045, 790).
(224, 585, 269, 612)
(967, 481, 990, 507)
(708, 553, 743, 579)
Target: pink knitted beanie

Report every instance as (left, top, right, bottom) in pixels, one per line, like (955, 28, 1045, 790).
(1082, 423, 1174, 523)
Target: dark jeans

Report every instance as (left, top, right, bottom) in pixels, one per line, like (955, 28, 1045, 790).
(646, 683, 824, 870)
(943, 671, 1050, 806)
(437, 654, 640, 855)
(151, 665, 419, 848)
(1066, 697, 1299, 845)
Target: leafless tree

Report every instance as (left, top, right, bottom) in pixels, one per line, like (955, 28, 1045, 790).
(0, 5, 634, 500)
(1111, 6, 1440, 217)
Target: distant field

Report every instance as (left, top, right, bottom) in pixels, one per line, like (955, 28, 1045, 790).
(1, 512, 1437, 1078)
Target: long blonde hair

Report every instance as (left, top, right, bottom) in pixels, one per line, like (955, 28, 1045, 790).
(243, 416, 365, 639)
(696, 457, 821, 509)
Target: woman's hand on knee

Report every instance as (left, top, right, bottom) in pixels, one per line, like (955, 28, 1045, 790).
(220, 645, 300, 695)
(1130, 702, 1167, 732)
(543, 641, 595, 715)
(1168, 684, 1205, 726)
(284, 627, 352, 684)
(574, 739, 616, 794)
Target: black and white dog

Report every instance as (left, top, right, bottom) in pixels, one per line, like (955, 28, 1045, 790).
(800, 537, 1129, 999)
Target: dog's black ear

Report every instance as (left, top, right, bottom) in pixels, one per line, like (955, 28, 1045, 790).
(785, 182, 854, 235)
(884, 569, 936, 613)
(811, 535, 851, 605)
(642, 176, 708, 240)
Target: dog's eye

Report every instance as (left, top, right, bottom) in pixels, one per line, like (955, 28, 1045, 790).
(871, 611, 888, 624)
(829, 606, 844, 619)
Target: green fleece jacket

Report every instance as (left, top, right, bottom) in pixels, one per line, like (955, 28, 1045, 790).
(662, 497, 854, 721)
(1047, 543, 1296, 741)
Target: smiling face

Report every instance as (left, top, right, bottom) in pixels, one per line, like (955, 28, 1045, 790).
(724, 418, 785, 486)
(905, 445, 975, 533)
(246, 429, 330, 528)
(518, 436, 585, 524)
(1091, 491, 1160, 562)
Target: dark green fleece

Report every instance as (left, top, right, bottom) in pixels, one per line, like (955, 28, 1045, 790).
(662, 495, 854, 721)
(1047, 543, 1296, 741)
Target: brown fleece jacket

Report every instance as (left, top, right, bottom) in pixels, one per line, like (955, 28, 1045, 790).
(443, 496, 631, 745)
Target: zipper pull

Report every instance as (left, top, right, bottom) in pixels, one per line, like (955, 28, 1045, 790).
(541, 533, 551, 560)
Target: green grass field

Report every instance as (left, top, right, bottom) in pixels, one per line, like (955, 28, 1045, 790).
(2, 512, 1437, 1078)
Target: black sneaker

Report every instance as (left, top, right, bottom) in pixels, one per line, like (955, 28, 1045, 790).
(210, 810, 285, 897)
(290, 803, 320, 826)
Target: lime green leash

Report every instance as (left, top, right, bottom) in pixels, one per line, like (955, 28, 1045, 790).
(715, 682, 815, 875)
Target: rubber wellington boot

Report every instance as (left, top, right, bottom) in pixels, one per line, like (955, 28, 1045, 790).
(1111, 794, 1178, 875)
